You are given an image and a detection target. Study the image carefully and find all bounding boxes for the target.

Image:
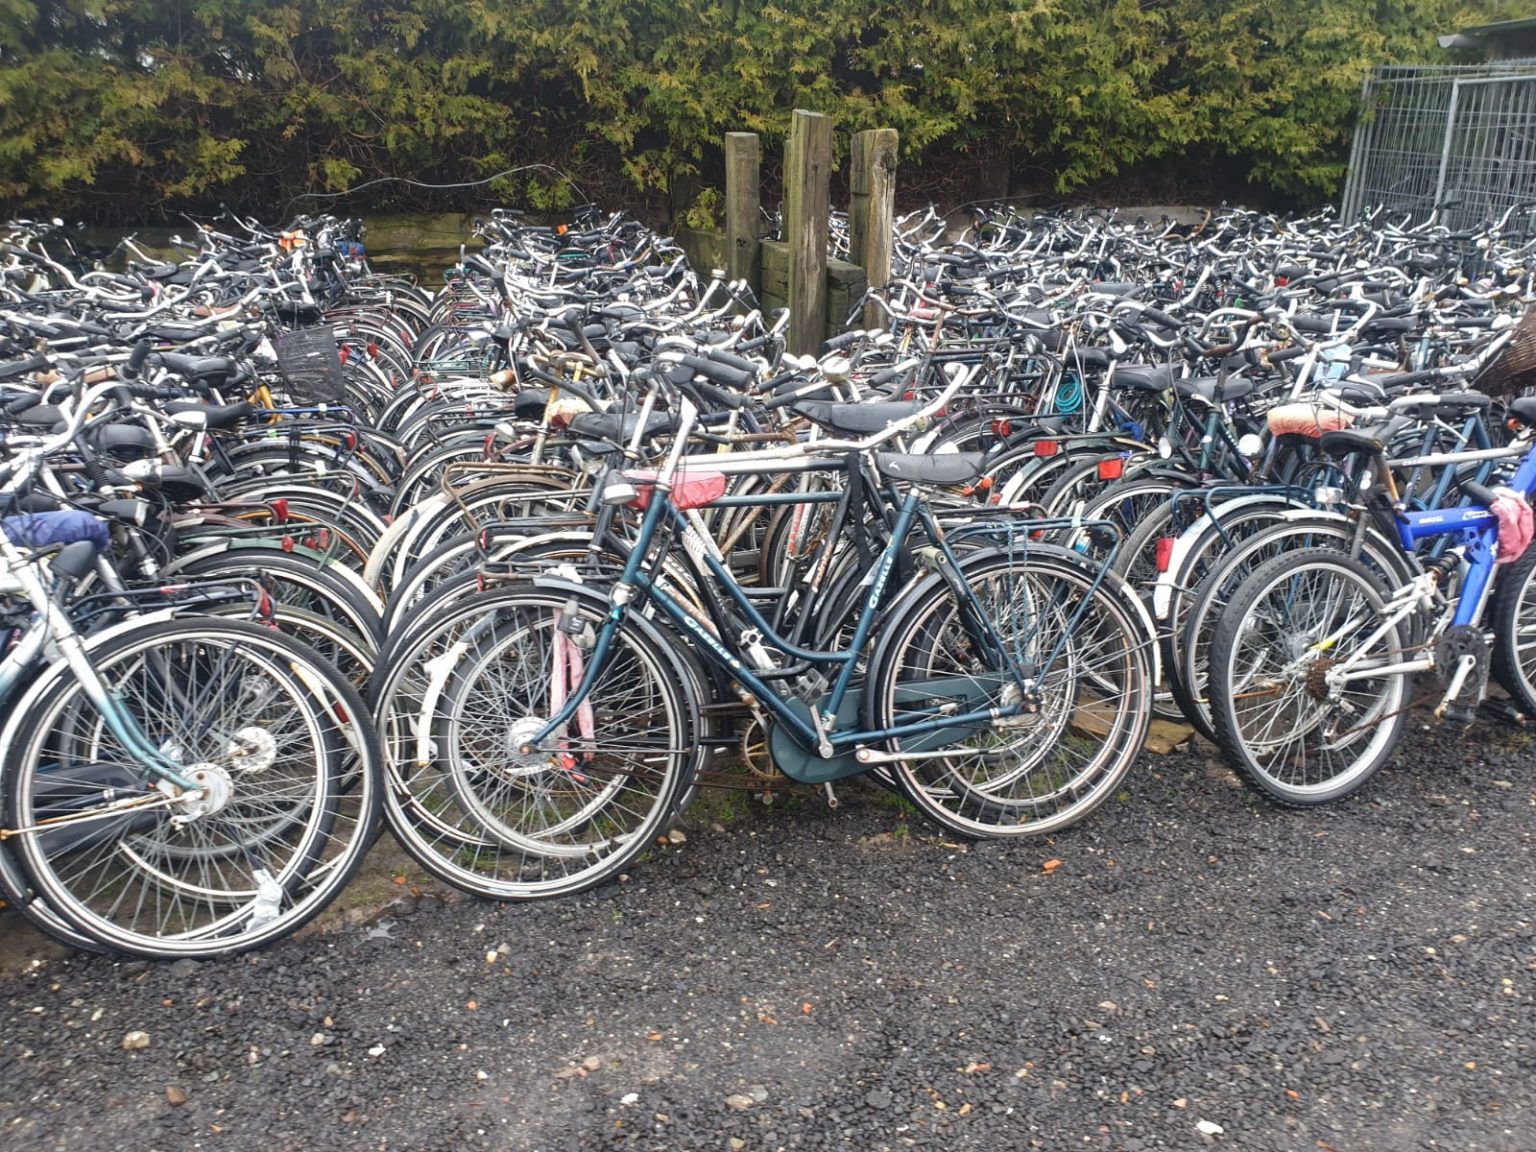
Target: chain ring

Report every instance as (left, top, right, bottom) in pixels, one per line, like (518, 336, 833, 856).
(1434, 624, 1490, 686)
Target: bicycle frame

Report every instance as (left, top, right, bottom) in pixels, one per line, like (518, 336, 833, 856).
(527, 480, 1039, 781)
(523, 369, 1122, 780)
(0, 537, 198, 792)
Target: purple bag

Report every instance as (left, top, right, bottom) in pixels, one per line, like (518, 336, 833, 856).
(2, 509, 111, 551)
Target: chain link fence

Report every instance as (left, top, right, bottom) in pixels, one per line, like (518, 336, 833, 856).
(1342, 58, 1536, 237)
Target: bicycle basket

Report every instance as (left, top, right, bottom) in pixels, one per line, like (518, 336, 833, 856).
(1477, 307, 1536, 398)
(274, 327, 347, 403)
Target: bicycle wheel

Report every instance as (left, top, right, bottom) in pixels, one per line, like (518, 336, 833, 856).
(375, 585, 699, 899)
(165, 548, 384, 649)
(4, 618, 381, 957)
(1170, 518, 1410, 742)
(869, 549, 1153, 837)
(1207, 549, 1409, 806)
(1491, 541, 1536, 715)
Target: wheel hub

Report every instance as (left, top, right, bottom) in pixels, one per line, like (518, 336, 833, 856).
(225, 727, 278, 773)
(176, 764, 235, 821)
(502, 717, 553, 778)
(1305, 656, 1337, 702)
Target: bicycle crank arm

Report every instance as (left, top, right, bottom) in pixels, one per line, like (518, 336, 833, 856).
(1433, 653, 1481, 721)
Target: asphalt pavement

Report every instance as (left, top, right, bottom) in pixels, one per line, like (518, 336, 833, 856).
(2, 719, 1533, 1151)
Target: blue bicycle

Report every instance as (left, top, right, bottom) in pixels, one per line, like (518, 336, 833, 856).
(1207, 398, 1536, 805)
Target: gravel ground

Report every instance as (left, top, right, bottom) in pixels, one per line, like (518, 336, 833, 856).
(2, 719, 1534, 1152)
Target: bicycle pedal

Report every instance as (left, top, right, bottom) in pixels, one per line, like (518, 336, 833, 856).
(1479, 698, 1529, 728)
(1440, 703, 1477, 727)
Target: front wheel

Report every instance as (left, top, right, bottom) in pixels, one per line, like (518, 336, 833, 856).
(1491, 541, 1536, 715)
(868, 550, 1153, 838)
(5, 618, 381, 957)
(1207, 549, 1409, 806)
(374, 585, 700, 899)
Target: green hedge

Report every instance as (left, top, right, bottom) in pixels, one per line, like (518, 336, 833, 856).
(0, 0, 1515, 222)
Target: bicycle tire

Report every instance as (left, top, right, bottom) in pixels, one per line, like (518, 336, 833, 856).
(1207, 549, 1409, 807)
(869, 548, 1153, 838)
(5, 618, 381, 957)
(374, 584, 701, 899)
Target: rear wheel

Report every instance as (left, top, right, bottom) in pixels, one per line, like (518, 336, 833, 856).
(870, 550, 1152, 837)
(5, 619, 380, 957)
(1491, 542, 1536, 715)
(1208, 550, 1408, 806)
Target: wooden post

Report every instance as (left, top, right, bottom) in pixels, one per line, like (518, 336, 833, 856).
(850, 128, 898, 330)
(724, 132, 760, 292)
(784, 109, 832, 355)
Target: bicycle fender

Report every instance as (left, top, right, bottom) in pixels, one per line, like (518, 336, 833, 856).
(164, 540, 385, 612)
(0, 607, 184, 764)
(1152, 494, 1316, 617)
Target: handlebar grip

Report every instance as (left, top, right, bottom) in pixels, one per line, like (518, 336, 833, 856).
(1267, 345, 1307, 362)
(1462, 479, 1500, 509)
(678, 354, 753, 392)
(1140, 307, 1180, 331)
(701, 347, 760, 375)
(123, 339, 152, 380)
(820, 331, 863, 353)
(694, 380, 746, 411)
(1376, 369, 1442, 388)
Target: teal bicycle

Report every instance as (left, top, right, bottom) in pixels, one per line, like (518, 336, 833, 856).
(374, 361, 1156, 899)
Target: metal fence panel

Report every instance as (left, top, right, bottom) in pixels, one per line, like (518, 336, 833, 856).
(1342, 58, 1536, 236)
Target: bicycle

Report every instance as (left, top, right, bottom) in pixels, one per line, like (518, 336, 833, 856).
(1206, 400, 1536, 805)
(373, 360, 1155, 899)
(0, 380, 382, 956)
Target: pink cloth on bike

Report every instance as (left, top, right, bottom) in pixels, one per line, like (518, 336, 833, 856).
(1491, 488, 1535, 563)
(1266, 403, 1354, 438)
(623, 469, 728, 511)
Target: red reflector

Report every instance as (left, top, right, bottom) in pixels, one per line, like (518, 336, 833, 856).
(343, 431, 357, 451)
(281, 536, 295, 553)
(992, 418, 1012, 439)
(1155, 537, 1175, 573)
(1034, 440, 1059, 458)
(339, 344, 350, 366)
(1097, 457, 1124, 481)
(271, 498, 289, 523)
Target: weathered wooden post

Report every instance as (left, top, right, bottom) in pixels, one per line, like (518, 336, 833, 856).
(784, 109, 832, 355)
(724, 132, 761, 292)
(849, 128, 898, 330)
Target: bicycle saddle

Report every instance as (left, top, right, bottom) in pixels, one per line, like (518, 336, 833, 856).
(793, 400, 925, 435)
(1318, 427, 1387, 458)
(1176, 376, 1254, 404)
(1113, 364, 1175, 393)
(1509, 397, 1536, 428)
(163, 399, 258, 429)
(567, 410, 677, 442)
